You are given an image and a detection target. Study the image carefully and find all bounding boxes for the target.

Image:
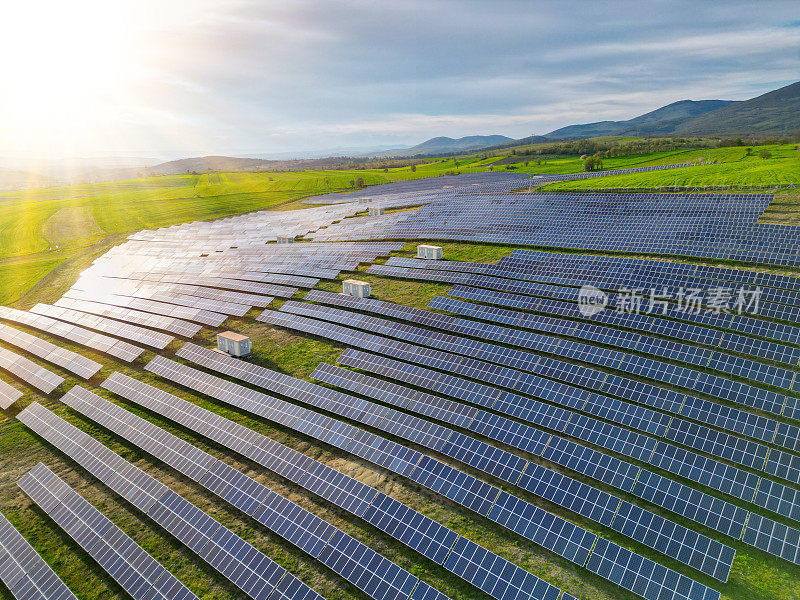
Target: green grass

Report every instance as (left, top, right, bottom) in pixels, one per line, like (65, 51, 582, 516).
(534, 144, 800, 189)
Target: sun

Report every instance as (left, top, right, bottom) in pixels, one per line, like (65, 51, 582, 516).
(0, 1, 141, 149)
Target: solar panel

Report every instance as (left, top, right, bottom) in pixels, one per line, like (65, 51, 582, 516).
(30, 304, 174, 349)
(0, 510, 78, 600)
(0, 346, 63, 393)
(100, 371, 561, 600)
(0, 306, 143, 362)
(15, 402, 324, 600)
(0, 377, 23, 410)
(0, 322, 101, 379)
(18, 463, 201, 600)
(59, 385, 445, 600)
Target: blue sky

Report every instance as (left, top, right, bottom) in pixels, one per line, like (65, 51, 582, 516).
(2, 0, 799, 158)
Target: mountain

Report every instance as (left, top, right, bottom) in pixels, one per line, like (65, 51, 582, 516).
(674, 81, 800, 136)
(544, 100, 738, 139)
(0, 168, 52, 192)
(372, 135, 515, 157)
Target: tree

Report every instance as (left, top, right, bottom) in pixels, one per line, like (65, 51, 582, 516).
(410, 164, 416, 172)
(745, 147, 752, 156)
(356, 176, 364, 188)
(349, 179, 355, 187)
(583, 155, 604, 172)
(759, 150, 772, 159)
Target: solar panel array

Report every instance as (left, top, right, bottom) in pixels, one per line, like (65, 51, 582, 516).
(18, 463, 201, 600)
(0, 306, 143, 362)
(176, 342, 736, 580)
(158, 344, 722, 600)
(308, 182, 800, 266)
(0, 510, 77, 600)
(255, 302, 800, 569)
(60, 385, 456, 600)
(110, 365, 565, 600)
(15, 402, 328, 600)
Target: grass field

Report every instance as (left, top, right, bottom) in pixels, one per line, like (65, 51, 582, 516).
(534, 144, 800, 189)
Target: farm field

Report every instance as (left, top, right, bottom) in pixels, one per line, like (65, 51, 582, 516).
(537, 144, 800, 188)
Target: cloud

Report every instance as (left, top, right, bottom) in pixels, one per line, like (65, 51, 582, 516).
(2, 0, 799, 158)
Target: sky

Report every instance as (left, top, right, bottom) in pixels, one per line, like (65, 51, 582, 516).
(2, 0, 799, 160)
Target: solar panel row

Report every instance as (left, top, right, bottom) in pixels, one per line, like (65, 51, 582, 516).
(18, 463, 201, 600)
(0, 510, 77, 600)
(29, 304, 174, 350)
(53, 297, 202, 338)
(174, 342, 735, 581)
(60, 385, 454, 600)
(0, 322, 101, 378)
(100, 372, 561, 600)
(0, 306, 143, 363)
(15, 402, 327, 600)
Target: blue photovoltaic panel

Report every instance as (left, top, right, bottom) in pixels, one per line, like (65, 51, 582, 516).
(0, 509, 78, 600)
(17, 463, 200, 600)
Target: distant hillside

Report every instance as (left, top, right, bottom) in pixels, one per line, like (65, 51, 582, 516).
(146, 156, 274, 175)
(675, 81, 800, 136)
(544, 100, 737, 139)
(0, 168, 52, 192)
(373, 135, 514, 157)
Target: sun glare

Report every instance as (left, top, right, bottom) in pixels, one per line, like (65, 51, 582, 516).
(0, 1, 142, 149)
